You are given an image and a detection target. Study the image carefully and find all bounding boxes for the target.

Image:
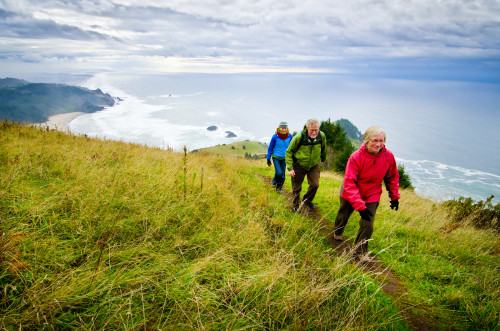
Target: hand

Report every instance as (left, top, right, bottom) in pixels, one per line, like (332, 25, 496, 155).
(358, 208, 373, 220)
(390, 200, 399, 211)
(267, 159, 272, 166)
(288, 170, 295, 177)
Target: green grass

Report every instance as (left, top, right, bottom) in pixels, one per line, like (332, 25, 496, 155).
(1, 123, 404, 329)
(193, 140, 268, 158)
(312, 175, 500, 330)
(1, 122, 498, 330)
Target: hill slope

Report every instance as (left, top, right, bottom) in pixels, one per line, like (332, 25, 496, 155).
(0, 78, 115, 123)
(0, 122, 498, 330)
(193, 140, 268, 158)
(0, 77, 30, 88)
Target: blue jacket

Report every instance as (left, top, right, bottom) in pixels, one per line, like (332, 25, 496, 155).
(267, 133, 293, 159)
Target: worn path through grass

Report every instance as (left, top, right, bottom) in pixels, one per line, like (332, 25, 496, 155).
(258, 173, 437, 331)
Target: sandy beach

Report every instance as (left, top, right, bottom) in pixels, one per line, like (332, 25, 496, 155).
(35, 112, 85, 132)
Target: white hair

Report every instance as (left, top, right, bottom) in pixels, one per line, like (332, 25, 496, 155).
(306, 118, 320, 127)
(363, 126, 386, 144)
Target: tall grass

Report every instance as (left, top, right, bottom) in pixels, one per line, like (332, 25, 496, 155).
(313, 175, 499, 330)
(1, 123, 406, 329)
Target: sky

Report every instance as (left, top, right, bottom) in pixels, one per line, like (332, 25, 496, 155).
(1, 0, 500, 82)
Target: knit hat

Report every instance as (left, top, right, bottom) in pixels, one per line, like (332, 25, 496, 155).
(279, 121, 288, 128)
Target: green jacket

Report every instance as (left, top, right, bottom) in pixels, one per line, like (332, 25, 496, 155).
(285, 126, 327, 171)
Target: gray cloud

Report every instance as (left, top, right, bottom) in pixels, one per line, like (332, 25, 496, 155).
(0, 0, 499, 74)
(0, 7, 115, 41)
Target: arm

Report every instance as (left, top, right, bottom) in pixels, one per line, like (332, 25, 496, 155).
(384, 154, 401, 201)
(285, 134, 299, 171)
(266, 135, 277, 160)
(341, 154, 366, 211)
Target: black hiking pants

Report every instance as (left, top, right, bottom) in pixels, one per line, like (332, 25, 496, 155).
(334, 197, 379, 255)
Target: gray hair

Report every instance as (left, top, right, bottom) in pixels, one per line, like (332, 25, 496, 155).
(306, 118, 320, 127)
(363, 125, 386, 144)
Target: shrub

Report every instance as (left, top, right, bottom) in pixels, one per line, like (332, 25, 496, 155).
(333, 143, 355, 173)
(398, 163, 414, 190)
(444, 195, 500, 232)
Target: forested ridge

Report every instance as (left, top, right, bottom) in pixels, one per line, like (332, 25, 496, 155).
(0, 77, 114, 123)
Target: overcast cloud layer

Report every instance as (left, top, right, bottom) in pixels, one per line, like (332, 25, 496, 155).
(1, 0, 499, 80)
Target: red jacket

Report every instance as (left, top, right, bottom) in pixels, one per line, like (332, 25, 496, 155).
(341, 143, 400, 211)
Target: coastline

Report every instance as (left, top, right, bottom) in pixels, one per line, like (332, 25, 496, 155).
(35, 112, 85, 132)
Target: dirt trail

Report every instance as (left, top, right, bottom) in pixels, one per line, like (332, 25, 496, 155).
(258, 174, 437, 330)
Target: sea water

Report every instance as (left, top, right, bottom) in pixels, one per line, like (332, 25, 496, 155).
(70, 72, 500, 204)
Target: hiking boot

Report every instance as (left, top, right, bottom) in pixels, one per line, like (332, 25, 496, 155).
(333, 234, 345, 241)
(304, 201, 315, 210)
(356, 254, 373, 266)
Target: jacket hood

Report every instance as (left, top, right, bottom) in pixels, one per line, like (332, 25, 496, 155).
(302, 124, 308, 133)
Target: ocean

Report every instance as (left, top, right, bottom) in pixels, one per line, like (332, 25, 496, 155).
(69, 72, 500, 204)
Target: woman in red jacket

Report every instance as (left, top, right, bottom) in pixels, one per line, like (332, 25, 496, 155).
(333, 125, 400, 262)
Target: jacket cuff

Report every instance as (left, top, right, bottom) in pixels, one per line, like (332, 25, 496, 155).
(353, 201, 366, 211)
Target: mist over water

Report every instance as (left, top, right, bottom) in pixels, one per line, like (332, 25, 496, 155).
(70, 72, 500, 203)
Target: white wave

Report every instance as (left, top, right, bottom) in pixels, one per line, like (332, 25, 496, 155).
(70, 73, 255, 152)
(398, 159, 500, 179)
(396, 157, 500, 203)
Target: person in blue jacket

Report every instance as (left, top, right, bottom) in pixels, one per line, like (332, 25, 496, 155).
(267, 121, 293, 191)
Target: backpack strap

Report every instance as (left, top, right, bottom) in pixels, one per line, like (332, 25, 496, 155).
(292, 130, 326, 161)
(320, 131, 326, 156)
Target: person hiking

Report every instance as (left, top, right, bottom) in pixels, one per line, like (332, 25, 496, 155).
(332, 125, 400, 263)
(285, 118, 327, 211)
(267, 121, 293, 192)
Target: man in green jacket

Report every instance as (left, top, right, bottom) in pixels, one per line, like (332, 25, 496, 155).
(285, 118, 327, 211)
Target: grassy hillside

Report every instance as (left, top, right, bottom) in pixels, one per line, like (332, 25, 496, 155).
(1, 122, 498, 330)
(193, 140, 268, 158)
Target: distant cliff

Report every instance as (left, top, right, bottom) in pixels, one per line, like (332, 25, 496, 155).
(0, 78, 115, 123)
(336, 118, 363, 144)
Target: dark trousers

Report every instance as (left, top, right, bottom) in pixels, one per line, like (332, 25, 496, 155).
(272, 157, 287, 190)
(334, 197, 379, 255)
(291, 163, 320, 208)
